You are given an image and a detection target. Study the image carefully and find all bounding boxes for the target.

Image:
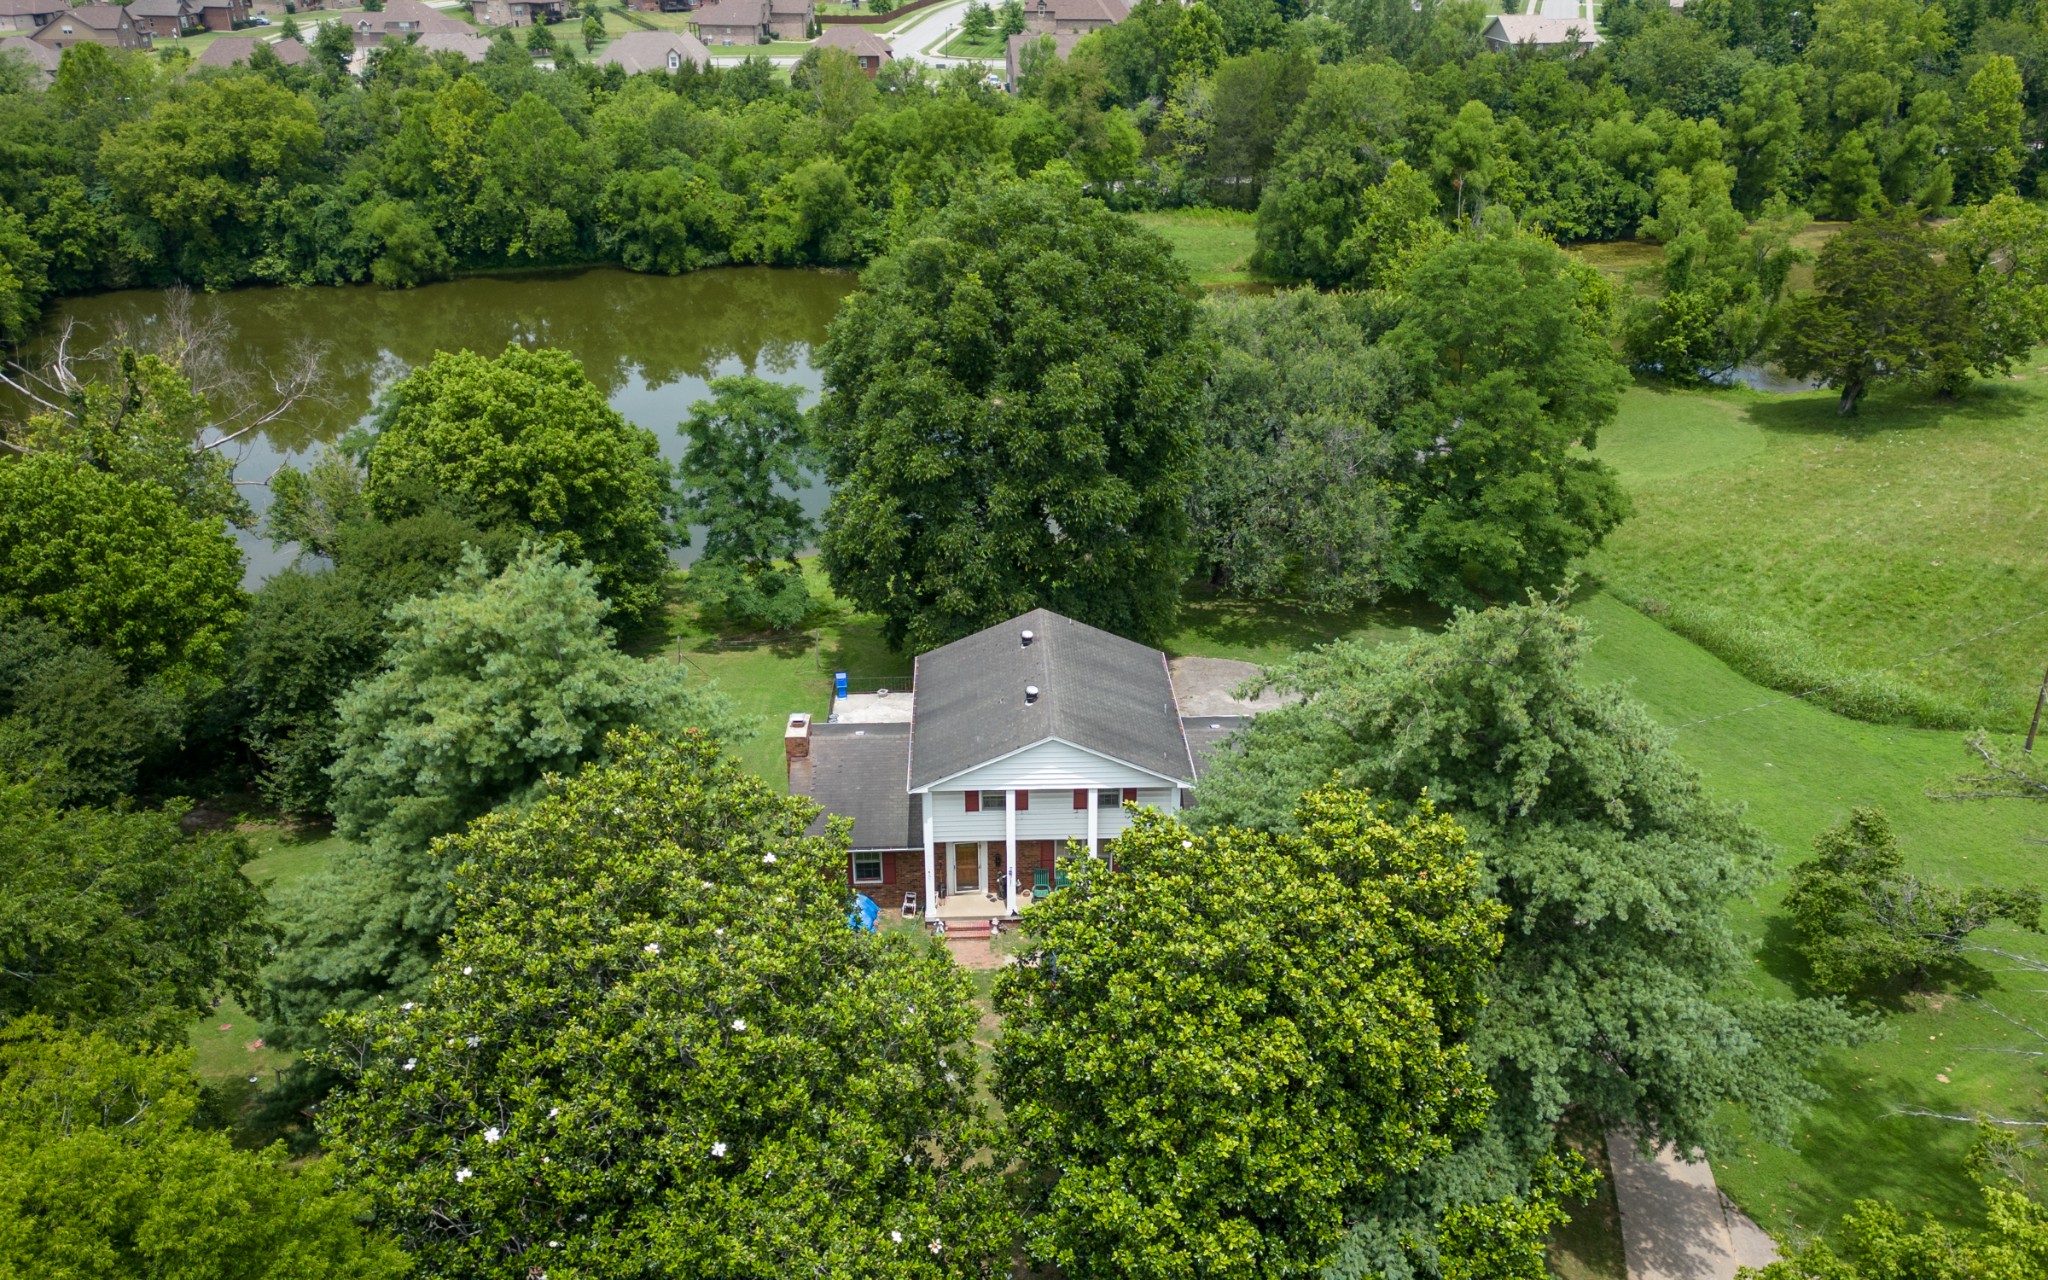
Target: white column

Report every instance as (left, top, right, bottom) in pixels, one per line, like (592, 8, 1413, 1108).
(1004, 790, 1018, 915)
(1087, 787, 1099, 857)
(922, 793, 936, 921)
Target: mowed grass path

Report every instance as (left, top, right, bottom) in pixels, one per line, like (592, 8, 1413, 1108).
(1589, 370, 2048, 730)
(1130, 209, 1264, 287)
(1577, 592, 2048, 1242)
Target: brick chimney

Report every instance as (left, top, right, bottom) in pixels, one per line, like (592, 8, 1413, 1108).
(784, 712, 812, 760)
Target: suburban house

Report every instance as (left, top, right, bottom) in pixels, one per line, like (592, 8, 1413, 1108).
(628, 0, 692, 12)
(689, 0, 811, 44)
(413, 27, 490, 58)
(813, 23, 890, 75)
(1481, 13, 1601, 51)
(193, 32, 307, 64)
(1023, 0, 1126, 35)
(0, 32, 58, 80)
(127, 0, 192, 39)
(1004, 28, 1077, 90)
(31, 5, 150, 50)
(787, 609, 1267, 929)
(0, 0, 65, 33)
(353, 0, 469, 47)
(470, 0, 563, 27)
(595, 28, 708, 72)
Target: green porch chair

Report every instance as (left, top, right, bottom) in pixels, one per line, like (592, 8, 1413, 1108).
(1053, 864, 1071, 890)
(1032, 868, 1052, 901)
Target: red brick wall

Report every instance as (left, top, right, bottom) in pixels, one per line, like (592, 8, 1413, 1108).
(848, 847, 925, 917)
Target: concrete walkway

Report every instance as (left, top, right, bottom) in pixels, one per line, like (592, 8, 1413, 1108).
(1606, 1132, 1778, 1280)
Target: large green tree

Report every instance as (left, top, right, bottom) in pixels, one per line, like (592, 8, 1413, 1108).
(1785, 808, 2041, 996)
(364, 344, 676, 624)
(1386, 231, 1631, 605)
(0, 775, 270, 1044)
(0, 613, 178, 805)
(0, 453, 244, 684)
(996, 789, 1521, 1279)
(237, 510, 512, 814)
(1773, 209, 1977, 414)
(815, 174, 1205, 651)
(0, 1017, 409, 1278)
(675, 375, 816, 633)
(1192, 290, 1405, 611)
(1192, 599, 1861, 1179)
(261, 546, 733, 1044)
(318, 730, 1012, 1279)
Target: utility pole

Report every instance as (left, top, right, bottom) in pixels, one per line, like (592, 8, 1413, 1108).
(2026, 663, 2048, 754)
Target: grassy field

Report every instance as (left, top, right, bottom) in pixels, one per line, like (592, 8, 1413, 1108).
(1573, 589, 2048, 1243)
(1130, 208, 1264, 287)
(1587, 367, 2048, 731)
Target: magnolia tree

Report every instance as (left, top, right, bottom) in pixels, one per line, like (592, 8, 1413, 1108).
(318, 729, 1012, 1278)
(994, 788, 1593, 1280)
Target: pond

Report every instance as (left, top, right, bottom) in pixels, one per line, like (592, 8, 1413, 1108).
(13, 267, 861, 585)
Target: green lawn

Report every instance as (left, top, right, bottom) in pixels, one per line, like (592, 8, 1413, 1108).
(1574, 589, 2048, 1243)
(185, 826, 352, 1086)
(1130, 209, 1264, 287)
(938, 27, 1004, 56)
(1587, 366, 2048, 731)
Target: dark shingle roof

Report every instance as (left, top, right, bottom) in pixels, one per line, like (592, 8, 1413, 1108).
(814, 24, 889, 56)
(790, 723, 921, 851)
(1180, 715, 1245, 781)
(909, 609, 1194, 790)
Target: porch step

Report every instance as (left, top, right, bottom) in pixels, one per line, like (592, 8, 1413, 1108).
(942, 920, 995, 940)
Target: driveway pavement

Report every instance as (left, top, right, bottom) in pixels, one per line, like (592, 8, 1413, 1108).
(1607, 1132, 1779, 1280)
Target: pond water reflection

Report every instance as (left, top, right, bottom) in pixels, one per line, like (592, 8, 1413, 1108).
(14, 267, 860, 584)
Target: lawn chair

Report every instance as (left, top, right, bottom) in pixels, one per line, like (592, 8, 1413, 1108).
(1053, 864, 1071, 891)
(1032, 868, 1052, 902)
(901, 892, 918, 918)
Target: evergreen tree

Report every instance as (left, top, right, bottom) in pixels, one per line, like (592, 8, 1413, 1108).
(676, 376, 817, 633)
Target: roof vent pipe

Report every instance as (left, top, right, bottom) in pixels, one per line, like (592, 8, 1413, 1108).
(1021, 629, 1035, 647)
(1024, 685, 1040, 705)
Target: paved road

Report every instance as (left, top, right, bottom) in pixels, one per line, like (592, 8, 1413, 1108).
(1607, 1132, 1778, 1280)
(707, 0, 990, 71)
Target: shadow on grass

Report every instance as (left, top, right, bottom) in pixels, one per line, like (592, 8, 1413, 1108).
(1167, 586, 1447, 662)
(1757, 911, 2007, 1009)
(1740, 379, 2041, 439)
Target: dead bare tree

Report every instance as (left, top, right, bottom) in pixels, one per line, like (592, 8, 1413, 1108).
(1933, 733, 2048, 805)
(0, 287, 326, 475)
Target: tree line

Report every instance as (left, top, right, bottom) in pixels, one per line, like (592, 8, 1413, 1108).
(4, 0, 2047, 340)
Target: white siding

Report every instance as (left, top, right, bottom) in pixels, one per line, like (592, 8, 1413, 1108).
(929, 785, 1179, 846)
(935, 739, 1182, 793)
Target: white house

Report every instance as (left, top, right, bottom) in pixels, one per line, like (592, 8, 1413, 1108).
(786, 609, 1253, 929)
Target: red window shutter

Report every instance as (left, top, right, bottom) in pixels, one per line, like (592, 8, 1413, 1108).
(1073, 789, 1087, 810)
(1122, 787, 1137, 804)
(1016, 790, 1029, 811)
(882, 850, 896, 883)
(846, 853, 858, 885)
(1040, 840, 1057, 871)
(964, 791, 980, 814)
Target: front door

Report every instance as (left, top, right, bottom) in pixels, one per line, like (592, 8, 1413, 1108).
(953, 842, 982, 895)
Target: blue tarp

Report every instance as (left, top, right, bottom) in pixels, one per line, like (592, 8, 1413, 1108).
(848, 892, 881, 932)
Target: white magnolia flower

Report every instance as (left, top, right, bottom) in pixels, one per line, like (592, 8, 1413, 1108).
(701, 881, 713, 890)
(731, 1018, 747, 1032)
(644, 942, 661, 955)
(455, 1168, 474, 1183)
(613, 806, 624, 815)
(400, 1002, 416, 1011)
(549, 1241, 561, 1249)
(402, 1058, 417, 1071)
(714, 928, 725, 938)
(762, 852, 777, 864)
(466, 1035, 480, 1047)
(541, 1155, 550, 1164)
(483, 1127, 502, 1144)
(462, 966, 473, 976)
(548, 1107, 560, 1119)
(890, 1231, 903, 1244)
(711, 1141, 728, 1158)
(929, 1241, 942, 1254)
(1182, 839, 1194, 849)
